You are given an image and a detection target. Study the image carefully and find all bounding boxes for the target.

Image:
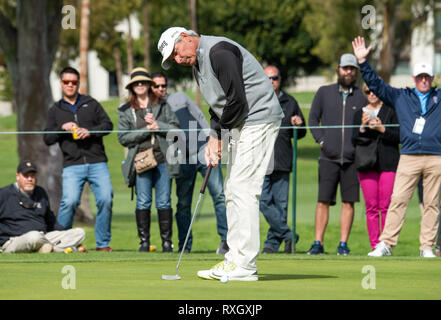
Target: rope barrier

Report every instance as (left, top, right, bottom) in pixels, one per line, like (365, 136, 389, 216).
(0, 124, 401, 135)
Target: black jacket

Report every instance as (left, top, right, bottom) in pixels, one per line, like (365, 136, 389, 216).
(43, 95, 113, 168)
(309, 83, 368, 164)
(352, 105, 400, 172)
(273, 91, 306, 172)
(0, 184, 64, 246)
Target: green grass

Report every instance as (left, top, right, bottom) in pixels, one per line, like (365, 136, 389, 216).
(0, 252, 439, 300)
(0, 92, 439, 300)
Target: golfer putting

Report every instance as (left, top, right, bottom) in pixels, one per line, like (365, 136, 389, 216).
(158, 27, 283, 281)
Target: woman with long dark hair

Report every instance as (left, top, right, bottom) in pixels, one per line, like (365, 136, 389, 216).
(117, 67, 180, 252)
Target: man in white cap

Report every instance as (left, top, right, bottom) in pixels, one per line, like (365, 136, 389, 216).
(158, 27, 283, 281)
(353, 36, 441, 258)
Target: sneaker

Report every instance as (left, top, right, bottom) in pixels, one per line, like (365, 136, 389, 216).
(262, 247, 275, 254)
(216, 240, 229, 254)
(337, 242, 350, 256)
(368, 241, 392, 257)
(284, 240, 292, 254)
(420, 249, 436, 258)
(307, 242, 324, 255)
(38, 243, 53, 254)
(178, 247, 191, 254)
(198, 261, 258, 281)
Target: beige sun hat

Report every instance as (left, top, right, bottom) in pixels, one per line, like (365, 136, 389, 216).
(125, 67, 155, 89)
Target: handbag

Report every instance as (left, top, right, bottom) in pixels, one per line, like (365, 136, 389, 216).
(134, 134, 158, 174)
(354, 136, 379, 172)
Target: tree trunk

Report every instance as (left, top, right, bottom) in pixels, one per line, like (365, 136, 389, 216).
(76, 0, 94, 224)
(0, 0, 64, 213)
(189, 0, 201, 107)
(79, 0, 90, 94)
(113, 47, 124, 102)
(142, 0, 151, 71)
(127, 14, 134, 72)
(379, 1, 396, 83)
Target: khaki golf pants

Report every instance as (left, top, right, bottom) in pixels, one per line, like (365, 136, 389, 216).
(380, 155, 441, 251)
(2, 228, 86, 253)
(224, 121, 280, 270)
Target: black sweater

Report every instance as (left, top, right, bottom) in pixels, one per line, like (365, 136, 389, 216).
(273, 91, 307, 172)
(0, 184, 64, 246)
(352, 104, 400, 172)
(43, 95, 113, 168)
(309, 83, 368, 164)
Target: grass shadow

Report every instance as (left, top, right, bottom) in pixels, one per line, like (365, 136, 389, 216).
(259, 274, 338, 281)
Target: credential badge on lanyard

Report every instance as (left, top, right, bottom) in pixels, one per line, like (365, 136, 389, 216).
(412, 116, 425, 135)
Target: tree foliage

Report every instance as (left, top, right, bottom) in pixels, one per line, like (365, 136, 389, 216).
(302, 0, 434, 80)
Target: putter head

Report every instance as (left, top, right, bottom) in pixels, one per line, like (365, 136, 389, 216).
(162, 274, 181, 280)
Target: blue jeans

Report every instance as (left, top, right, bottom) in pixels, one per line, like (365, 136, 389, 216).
(175, 162, 227, 250)
(259, 171, 291, 252)
(58, 162, 113, 248)
(136, 162, 171, 210)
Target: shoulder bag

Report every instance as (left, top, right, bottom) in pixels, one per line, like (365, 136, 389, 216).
(134, 134, 158, 174)
(354, 136, 379, 172)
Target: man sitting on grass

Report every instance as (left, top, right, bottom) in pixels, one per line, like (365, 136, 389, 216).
(0, 160, 87, 253)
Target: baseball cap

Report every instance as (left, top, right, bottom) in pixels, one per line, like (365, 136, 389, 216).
(17, 160, 38, 174)
(413, 62, 433, 77)
(339, 53, 359, 69)
(158, 27, 188, 70)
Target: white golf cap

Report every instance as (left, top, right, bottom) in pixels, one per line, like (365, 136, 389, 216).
(413, 62, 433, 77)
(158, 27, 188, 70)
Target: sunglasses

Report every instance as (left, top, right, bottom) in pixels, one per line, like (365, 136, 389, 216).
(364, 89, 374, 95)
(62, 79, 78, 86)
(153, 84, 167, 89)
(415, 75, 432, 81)
(134, 81, 149, 87)
(268, 76, 279, 81)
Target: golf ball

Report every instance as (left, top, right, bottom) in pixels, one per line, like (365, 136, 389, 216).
(220, 275, 229, 283)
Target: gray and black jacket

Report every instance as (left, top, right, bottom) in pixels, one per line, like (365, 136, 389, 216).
(117, 100, 181, 187)
(193, 35, 283, 137)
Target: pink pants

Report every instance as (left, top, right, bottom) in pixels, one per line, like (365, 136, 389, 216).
(358, 171, 396, 249)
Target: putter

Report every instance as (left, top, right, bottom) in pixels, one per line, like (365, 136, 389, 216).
(162, 164, 213, 280)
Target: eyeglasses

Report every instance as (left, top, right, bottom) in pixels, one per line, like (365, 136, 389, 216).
(268, 76, 279, 81)
(153, 84, 167, 89)
(62, 79, 78, 86)
(364, 89, 373, 95)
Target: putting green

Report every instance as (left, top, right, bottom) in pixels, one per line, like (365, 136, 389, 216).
(0, 253, 439, 300)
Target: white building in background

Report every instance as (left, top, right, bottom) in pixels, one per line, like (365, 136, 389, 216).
(50, 13, 141, 103)
(51, 51, 110, 102)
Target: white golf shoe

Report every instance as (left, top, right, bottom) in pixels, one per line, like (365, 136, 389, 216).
(368, 241, 392, 257)
(420, 249, 436, 258)
(197, 261, 258, 281)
